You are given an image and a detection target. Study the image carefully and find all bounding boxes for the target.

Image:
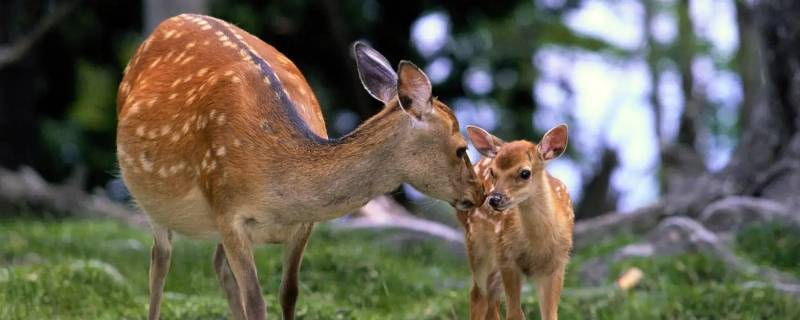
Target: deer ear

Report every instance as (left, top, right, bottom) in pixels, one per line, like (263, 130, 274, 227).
(354, 41, 397, 103)
(538, 124, 568, 161)
(397, 61, 433, 117)
(467, 125, 503, 158)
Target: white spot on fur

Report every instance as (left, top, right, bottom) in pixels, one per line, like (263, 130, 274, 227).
(163, 30, 176, 39)
(216, 146, 226, 156)
(158, 167, 169, 178)
(197, 67, 209, 77)
(169, 93, 178, 100)
(140, 154, 154, 172)
(185, 41, 196, 49)
(120, 81, 130, 95)
(233, 139, 242, 147)
(182, 122, 190, 134)
(128, 101, 141, 116)
(173, 51, 186, 63)
(149, 56, 163, 69)
(136, 126, 145, 137)
(217, 113, 226, 125)
(180, 56, 195, 65)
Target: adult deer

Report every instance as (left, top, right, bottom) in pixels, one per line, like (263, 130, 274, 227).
(116, 14, 483, 320)
(458, 125, 574, 320)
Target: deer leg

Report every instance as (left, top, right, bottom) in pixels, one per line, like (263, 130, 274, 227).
(536, 269, 565, 320)
(486, 299, 501, 320)
(148, 225, 172, 320)
(214, 243, 246, 320)
(220, 222, 265, 320)
(469, 283, 491, 320)
(280, 223, 313, 320)
(500, 267, 524, 320)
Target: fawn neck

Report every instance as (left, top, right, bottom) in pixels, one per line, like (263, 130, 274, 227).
(272, 103, 410, 218)
(515, 171, 558, 239)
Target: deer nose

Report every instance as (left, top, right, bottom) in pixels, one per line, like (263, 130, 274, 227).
(488, 193, 504, 209)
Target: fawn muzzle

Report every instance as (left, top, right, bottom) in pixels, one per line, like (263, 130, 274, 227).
(487, 192, 508, 210)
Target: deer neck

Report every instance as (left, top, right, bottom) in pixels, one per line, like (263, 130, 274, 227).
(516, 171, 558, 240)
(274, 104, 410, 219)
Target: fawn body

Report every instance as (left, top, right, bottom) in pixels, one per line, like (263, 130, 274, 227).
(116, 14, 482, 320)
(458, 125, 574, 320)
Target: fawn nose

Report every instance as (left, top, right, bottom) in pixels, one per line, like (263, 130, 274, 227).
(488, 193, 504, 209)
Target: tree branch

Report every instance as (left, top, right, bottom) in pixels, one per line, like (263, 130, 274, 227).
(0, 0, 80, 69)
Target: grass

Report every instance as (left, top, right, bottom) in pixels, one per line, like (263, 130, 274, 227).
(736, 221, 800, 278)
(1, 216, 799, 319)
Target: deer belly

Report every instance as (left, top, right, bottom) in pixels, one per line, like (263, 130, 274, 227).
(128, 179, 218, 239)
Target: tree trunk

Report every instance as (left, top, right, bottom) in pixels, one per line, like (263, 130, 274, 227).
(575, 0, 800, 246)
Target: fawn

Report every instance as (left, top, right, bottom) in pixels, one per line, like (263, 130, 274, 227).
(458, 124, 574, 320)
(116, 14, 483, 320)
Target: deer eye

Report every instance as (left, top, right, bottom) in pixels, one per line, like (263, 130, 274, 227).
(519, 169, 531, 180)
(456, 147, 467, 158)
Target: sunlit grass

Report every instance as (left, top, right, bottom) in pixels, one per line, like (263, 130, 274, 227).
(1, 217, 798, 319)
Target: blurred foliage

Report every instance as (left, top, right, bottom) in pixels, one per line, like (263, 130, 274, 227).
(68, 60, 116, 132)
(1, 0, 753, 210)
(2, 217, 799, 319)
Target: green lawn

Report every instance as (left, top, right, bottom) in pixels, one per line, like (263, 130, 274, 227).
(1, 216, 798, 319)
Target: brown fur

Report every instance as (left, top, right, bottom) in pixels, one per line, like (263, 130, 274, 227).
(118, 14, 482, 320)
(459, 137, 574, 320)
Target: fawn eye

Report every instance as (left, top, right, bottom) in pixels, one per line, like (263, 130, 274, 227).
(456, 147, 467, 158)
(519, 169, 531, 180)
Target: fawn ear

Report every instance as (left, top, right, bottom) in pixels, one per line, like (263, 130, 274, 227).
(354, 41, 397, 104)
(467, 125, 504, 158)
(538, 124, 568, 161)
(397, 61, 433, 117)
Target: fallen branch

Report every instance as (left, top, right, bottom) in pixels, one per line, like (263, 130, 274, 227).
(573, 202, 667, 250)
(699, 196, 800, 233)
(578, 216, 800, 296)
(333, 196, 464, 244)
(0, 166, 147, 227)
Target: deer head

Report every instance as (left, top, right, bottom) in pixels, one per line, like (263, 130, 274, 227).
(466, 124, 568, 211)
(354, 42, 483, 209)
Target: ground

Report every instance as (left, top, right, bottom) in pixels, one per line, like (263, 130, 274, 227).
(1, 215, 798, 319)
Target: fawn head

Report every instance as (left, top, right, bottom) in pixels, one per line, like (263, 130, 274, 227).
(354, 42, 483, 210)
(466, 124, 568, 211)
